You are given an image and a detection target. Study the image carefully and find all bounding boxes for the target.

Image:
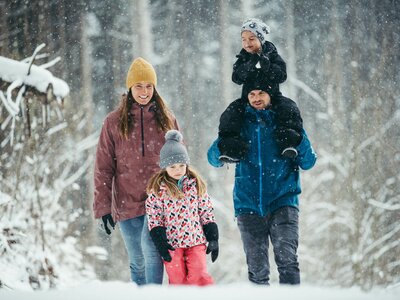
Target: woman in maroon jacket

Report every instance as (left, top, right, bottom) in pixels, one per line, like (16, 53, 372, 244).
(93, 57, 179, 285)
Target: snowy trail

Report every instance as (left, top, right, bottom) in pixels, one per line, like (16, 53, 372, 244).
(0, 281, 399, 300)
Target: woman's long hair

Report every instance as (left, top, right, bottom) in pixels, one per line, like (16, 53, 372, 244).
(146, 166, 207, 199)
(118, 88, 175, 139)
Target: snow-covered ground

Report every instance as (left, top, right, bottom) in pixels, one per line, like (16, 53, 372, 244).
(0, 281, 399, 300)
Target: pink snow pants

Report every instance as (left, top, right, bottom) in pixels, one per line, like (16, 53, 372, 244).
(164, 244, 214, 286)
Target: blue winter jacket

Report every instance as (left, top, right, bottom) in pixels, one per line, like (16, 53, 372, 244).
(208, 105, 317, 217)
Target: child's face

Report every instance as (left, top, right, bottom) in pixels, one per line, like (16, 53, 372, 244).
(131, 81, 154, 105)
(241, 31, 262, 54)
(166, 163, 187, 180)
(248, 90, 271, 110)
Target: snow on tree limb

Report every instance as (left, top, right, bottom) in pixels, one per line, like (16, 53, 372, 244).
(39, 57, 61, 70)
(45, 122, 68, 136)
(367, 198, 400, 211)
(0, 90, 19, 116)
(26, 43, 46, 75)
(289, 77, 326, 107)
(0, 56, 69, 99)
(0, 191, 12, 206)
(356, 110, 400, 152)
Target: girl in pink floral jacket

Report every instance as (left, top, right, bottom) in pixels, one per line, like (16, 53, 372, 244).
(146, 130, 219, 286)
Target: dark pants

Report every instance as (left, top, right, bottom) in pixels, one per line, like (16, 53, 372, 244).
(237, 206, 300, 285)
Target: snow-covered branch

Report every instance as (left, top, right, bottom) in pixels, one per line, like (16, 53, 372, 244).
(363, 224, 400, 257)
(367, 198, 400, 211)
(289, 77, 326, 107)
(39, 57, 61, 69)
(0, 56, 69, 98)
(356, 109, 400, 152)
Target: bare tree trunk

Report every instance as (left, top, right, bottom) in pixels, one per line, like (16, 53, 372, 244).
(241, 0, 253, 19)
(80, 10, 96, 244)
(0, 1, 7, 55)
(81, 17, 94, 121)
(285, 0, 297, 99)
(175, 2, 192, 138)
(219, 0, 232, 106)
(133, 0, 153, 59)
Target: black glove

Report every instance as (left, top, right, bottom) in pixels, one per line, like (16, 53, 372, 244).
(149, 226, 174, 262)
(275, 128, 302, 151)
(232, 53, 259, 84)
(218, 136, 249, 161)
(203, 222, 219, 263)
(259, 54, 271, 71)
(101, 213, 115, 235)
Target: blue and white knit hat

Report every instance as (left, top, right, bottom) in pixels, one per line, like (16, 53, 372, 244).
(159, 130, 190, 169)
(241, 18, 270, 43)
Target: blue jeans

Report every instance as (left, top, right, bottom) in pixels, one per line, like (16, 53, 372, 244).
(119, 215, 164, 285)
(237, 206, 300, 285)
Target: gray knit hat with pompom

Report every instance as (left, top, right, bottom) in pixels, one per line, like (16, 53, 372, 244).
(159, 130, 190, 169)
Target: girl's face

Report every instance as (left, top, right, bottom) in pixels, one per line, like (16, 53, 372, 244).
(166, 163, 187, 180)
(131, 81, 154, 105)
(241, 31, 262, 54)
(248, 90, 271, 110)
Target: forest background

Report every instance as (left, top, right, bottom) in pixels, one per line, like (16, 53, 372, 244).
(0, 0, 399, 291)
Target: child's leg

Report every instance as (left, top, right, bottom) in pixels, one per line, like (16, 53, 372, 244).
(164, 248, 187, 285)
(273, 96, 303, 133)
(184, 244, 214, 286)
(272, 96, 303, 157)
(219, 98, 247, 137)
(218, 98, 249, 161)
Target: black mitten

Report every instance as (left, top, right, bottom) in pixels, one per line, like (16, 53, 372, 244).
(259, 54, 271, 71)
(218, 136, 249, 161)
(102, 213, 115, 235)
(206, 241, 219, 263)
(149, 226, 174, 262)
(275, 128, 302, 151)
(203, 222, 219, 263)
(232, 53, 259, 84)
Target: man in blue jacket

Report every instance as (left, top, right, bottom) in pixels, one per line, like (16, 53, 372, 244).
(207, 78, 317, 285)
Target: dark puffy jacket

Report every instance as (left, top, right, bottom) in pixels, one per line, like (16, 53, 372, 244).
(208, 105, 317, 217)
(93, 100, 179, 222)
(232, 41, 287, 87)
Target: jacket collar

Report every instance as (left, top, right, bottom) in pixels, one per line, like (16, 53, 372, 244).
(159, 176, 196, 193)
(245, 104, 275, 124)
(131, 100, 157, 113)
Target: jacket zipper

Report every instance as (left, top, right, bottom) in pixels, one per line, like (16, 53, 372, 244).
(256, 112, 263, 216)
(140, 106, 145, 156)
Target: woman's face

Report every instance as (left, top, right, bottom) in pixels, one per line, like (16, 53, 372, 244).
(241, 31, 262, 54)
(131, 81, 154, 105)
(248, 90, 271, 110)
(166, 163, 187, 180)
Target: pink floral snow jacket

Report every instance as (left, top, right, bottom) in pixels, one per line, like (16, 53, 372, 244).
(146, 176, 216, 249)
(93, 100, 179, 222)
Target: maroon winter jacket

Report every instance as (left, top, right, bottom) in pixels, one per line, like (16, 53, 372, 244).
(93, 100, 179, 222)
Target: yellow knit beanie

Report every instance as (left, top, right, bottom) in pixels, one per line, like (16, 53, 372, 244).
(126, 57, 157, 89)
